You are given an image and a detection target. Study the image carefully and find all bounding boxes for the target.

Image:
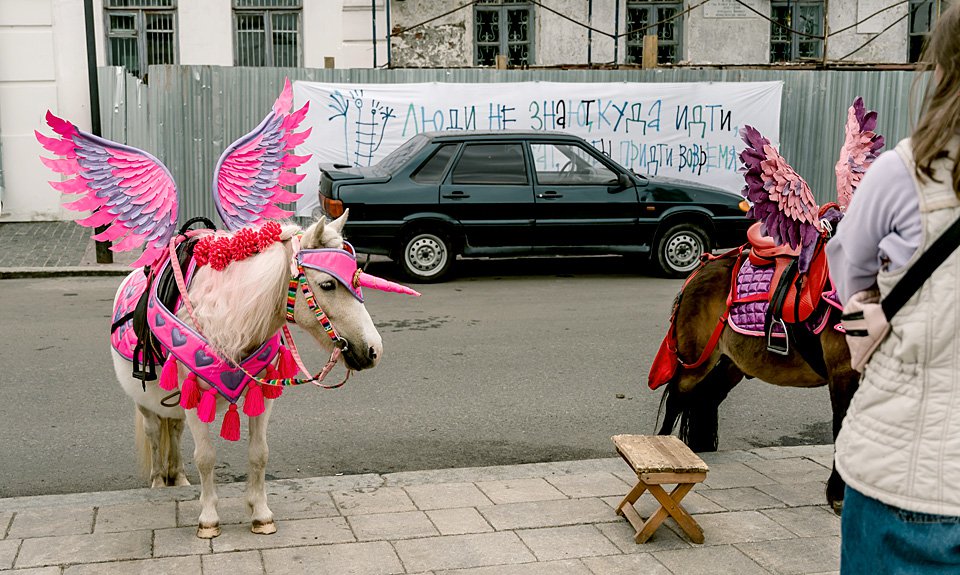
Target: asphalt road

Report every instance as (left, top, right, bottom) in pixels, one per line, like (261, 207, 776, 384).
(0, 256, 833, 498)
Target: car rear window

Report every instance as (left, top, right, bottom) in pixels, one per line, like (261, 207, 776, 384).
(451, 143, 528, 185)
(377, 134, 429, 174)
(412, 144, 457, 183)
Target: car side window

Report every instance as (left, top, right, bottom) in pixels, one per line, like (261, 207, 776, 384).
(451, 143, 528, 185)
(412, 144, 457, 184)
(530, 143, 617, 186)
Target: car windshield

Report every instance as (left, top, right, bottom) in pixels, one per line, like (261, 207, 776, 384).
(376, 134, 430, 174)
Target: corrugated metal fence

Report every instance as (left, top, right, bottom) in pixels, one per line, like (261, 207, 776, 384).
(100, 65, 924, 222)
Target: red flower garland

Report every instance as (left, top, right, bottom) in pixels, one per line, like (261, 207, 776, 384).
(194, 221, 283, 271)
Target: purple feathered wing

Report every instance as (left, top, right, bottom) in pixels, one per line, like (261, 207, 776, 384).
(835, 96, 885, 211)
(35, 111, 178, 268)
(739, 125, 820, 272)
(212, 78, 313, 230)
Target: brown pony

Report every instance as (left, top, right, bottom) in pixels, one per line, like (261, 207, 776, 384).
(655, 252, 859, 514)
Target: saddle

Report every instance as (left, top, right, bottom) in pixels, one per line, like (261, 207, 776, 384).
(111, 219, 210, 385)
(740, 222, 831, 361)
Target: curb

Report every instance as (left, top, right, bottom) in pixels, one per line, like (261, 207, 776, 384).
(0, 267, 132, 279)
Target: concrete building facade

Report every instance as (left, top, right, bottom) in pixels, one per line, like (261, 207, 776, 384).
(390, 0, 941, 68)
(0, 0, 947, 221)
(0, 0, 386, 222)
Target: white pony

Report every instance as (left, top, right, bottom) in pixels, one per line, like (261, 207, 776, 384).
(115, 214, 382, 537)
(36, 80, 417, 538)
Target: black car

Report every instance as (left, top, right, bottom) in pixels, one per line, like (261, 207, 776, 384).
(318, 130, 750, 282)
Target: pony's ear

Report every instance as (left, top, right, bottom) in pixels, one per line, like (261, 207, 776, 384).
(300, 216, 327, 249)
(328, 209, 350, 236)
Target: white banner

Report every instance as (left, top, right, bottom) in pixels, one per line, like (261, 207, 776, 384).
(293, 81, 783, 216)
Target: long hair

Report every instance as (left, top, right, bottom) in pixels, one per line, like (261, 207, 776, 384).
(186, 223, 301, 362)
(912, 2, 960, 193)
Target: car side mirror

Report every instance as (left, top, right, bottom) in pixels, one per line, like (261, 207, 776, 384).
(609, 173, 633, 193)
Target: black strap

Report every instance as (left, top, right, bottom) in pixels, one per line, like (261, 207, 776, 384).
(881, 215, 960, 320)
(764, 258, 798, 355)
(111, 310, 136, 334)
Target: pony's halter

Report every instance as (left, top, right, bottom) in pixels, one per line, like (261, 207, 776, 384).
(283, 235, 419, 380)
(294, 239, 420, 302)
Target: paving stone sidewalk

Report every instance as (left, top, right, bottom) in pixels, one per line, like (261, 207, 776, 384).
(0, 222, 143, 278)
(0, 445, 841, 575)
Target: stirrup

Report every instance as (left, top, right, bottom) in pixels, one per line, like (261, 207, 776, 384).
(766, 318, 790, 356)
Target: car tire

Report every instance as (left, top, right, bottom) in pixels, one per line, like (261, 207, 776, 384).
(653, 223, 710, 278)
(398, 229, 454, 283)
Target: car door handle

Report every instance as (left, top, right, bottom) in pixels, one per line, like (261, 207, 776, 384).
(537, 192, 563, 199)
(442, 191, 470, 199)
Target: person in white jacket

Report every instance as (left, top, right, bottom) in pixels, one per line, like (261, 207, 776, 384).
(825, 3, 960, 573)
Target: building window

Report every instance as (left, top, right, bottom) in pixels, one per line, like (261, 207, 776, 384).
(233, 0, 302, 67)
(105, 0, 177, 78)
(474, 0, 534, 67)
(770, 0, 824, 62)
(908, 0, 950, 62)
(626, 1, 683, 64)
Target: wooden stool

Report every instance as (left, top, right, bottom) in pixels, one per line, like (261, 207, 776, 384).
(612, 434, 709, 544)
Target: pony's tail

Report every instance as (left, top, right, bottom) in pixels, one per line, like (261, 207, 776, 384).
(655, 358, 743, 453)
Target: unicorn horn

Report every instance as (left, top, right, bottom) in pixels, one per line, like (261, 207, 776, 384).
(356, 272, 421, 296)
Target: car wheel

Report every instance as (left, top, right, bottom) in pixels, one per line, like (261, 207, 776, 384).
(398, 230, 454, 282)
(653, 223, 710, 278)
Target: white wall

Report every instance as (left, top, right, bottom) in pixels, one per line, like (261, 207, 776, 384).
(0, 0, 90, 221)
(303, 0, 387, 69)
(179, 0, 232, 65)
(0, 0, 378, 222)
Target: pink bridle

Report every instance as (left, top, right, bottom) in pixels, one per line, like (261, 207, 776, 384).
(280, 236, 420, 386)
(295, 240, 421, 302)
(168, 231, 420, 391)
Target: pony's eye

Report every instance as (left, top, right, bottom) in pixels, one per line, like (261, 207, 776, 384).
(320, 280, 336, 291)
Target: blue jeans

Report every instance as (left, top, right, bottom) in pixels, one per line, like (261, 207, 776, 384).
(842, 486, 960, 574)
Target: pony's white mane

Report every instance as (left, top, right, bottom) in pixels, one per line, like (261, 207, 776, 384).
(186, 222, 325, 361)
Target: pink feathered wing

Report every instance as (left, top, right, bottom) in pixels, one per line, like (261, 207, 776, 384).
(835, 97, 885, 211)
(36, 111, 178, 268)
(739, 125, 821, 272)
(213, 78, 313, 230)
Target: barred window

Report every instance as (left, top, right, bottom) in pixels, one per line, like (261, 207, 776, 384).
(474, 0, 534, 67)
(908, 0, 951, 62)
(105, 0, 177, 78)
(626, 0, 683, 65)
(770, 0, 824, 62)
(233, 0, 302, 67)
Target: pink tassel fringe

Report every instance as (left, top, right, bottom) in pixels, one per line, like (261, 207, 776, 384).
(220, 404, 241, 441)
(243, 383, 265, 417)
(179, 373, 201, 410)
(197, 388, 218, 423)
(159, 356, 179, 391)
(277, 346, 299, 379)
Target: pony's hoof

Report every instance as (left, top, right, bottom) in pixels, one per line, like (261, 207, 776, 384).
(251, 520, 277, 535)
(174, 474, 191, 487)
(196, 524, 221, 539)
(830, 500, 844, 516)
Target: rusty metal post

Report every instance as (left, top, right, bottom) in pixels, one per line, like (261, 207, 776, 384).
(84, 0, 112, 263)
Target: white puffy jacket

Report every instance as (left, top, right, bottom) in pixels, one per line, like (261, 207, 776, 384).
(835, 137, 960, 516)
